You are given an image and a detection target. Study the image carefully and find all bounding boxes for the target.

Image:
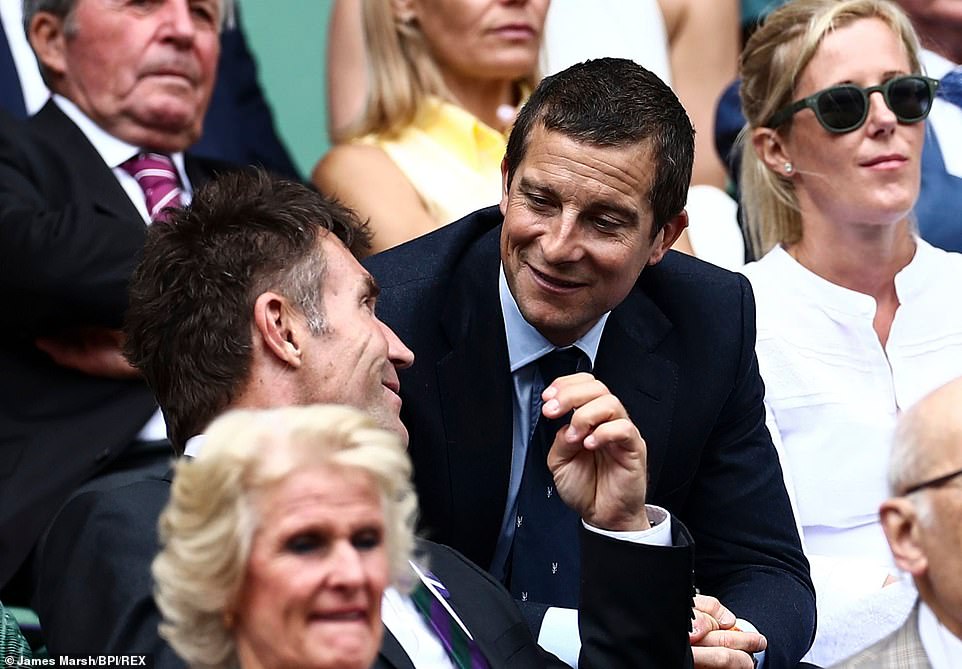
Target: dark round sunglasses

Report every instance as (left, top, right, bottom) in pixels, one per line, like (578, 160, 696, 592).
(765, 75, 940, 133)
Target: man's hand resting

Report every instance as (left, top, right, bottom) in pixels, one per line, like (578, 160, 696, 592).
(690, 594, 767, 668)
(36, 327, 139, 379)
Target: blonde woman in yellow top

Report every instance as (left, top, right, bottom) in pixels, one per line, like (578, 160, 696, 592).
(314, 0, 548, 255)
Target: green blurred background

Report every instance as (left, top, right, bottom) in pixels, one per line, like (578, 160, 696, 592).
(242, 0, 334, 179)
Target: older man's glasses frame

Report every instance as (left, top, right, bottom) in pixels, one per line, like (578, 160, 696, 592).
(903, 466, 962, 496)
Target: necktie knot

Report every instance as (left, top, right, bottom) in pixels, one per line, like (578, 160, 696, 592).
(121, 152, 183, 222)
(537, 346, 590, 388)
(937, 67, 962, 109)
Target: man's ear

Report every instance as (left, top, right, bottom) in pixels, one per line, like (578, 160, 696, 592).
(646, 210, 689, 266)
(252, 292, 304, 368)
(880, 497, 928, 577)
(499, 157, 511, 216)
(29, 11, 68, 83)
(751, 127, 794, 178)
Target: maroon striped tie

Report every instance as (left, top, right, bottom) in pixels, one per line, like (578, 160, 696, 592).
(121, 152, 183, 222)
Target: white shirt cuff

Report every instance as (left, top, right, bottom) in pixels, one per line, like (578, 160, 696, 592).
(538, 506, 674, 666)
(538, 606, 581, 667)
(582, 504, 673, 546)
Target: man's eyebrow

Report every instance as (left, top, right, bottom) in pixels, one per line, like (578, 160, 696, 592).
(518, 176, 552, 194)
(364, 275, 381, 299)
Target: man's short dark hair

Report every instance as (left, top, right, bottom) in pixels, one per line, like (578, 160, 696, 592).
(124, 170, 370, 454)
(504, 57, 695, 233)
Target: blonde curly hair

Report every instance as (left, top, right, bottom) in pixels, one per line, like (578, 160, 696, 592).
(152, 404, 418, 669)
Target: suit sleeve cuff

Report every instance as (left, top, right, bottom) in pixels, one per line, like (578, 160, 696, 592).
(582, 505, 673, 547)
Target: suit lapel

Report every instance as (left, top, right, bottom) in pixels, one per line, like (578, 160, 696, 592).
(30, 102, 143, 225)
(437, 224, 513, 569)
(595, 284, 678, 491)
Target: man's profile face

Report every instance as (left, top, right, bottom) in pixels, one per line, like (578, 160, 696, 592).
(913, 458, 962, 631)
(294, 235, 415, 445)
(499, 125, 673, 346)
(36, 0, 221, 151)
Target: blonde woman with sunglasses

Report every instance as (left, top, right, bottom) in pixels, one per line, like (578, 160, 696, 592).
(738, 0, 962, 665)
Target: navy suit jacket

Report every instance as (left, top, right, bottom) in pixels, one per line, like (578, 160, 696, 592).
(916, 125, 962, 252)
(365, 206, 817, 668)
(36, 462, 696, 669)
(0, 102, 236, 592)
(0, 9, 298, 179)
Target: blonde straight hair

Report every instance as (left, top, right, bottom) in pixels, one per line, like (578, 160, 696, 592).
(339, 0, 538, 142)
(739, 0, 922, 257)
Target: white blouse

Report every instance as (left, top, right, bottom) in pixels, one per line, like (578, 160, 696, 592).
(742, 240, 962, 665)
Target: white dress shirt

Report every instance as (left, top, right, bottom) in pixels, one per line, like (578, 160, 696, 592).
(919, 600, 962, 669)
(742, 241, 962, 665)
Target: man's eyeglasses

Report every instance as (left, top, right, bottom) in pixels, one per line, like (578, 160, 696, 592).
(902, 465, 962, 496)
(765, 75, 940, 134)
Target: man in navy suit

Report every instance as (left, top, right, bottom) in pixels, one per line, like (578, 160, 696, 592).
(0, 1, 297, 178)
(366, 58, 815, 669)
(36, 171, 700, 668)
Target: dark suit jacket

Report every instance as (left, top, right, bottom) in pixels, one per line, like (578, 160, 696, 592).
(36, 463, 696, 669)
(365, 206, 817, 668)
(0, 101, 235, 592)
(0, 9, 298, 179)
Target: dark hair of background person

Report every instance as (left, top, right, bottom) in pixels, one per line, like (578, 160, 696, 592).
(124, 170, 371, 453)
(504, 57, 695, 234)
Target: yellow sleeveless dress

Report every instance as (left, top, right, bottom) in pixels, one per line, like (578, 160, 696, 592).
(356, 97, 507, 226)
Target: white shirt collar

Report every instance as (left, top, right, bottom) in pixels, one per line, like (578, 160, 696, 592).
(920, 49, 958, 80)
(498, 263, 609, 373)
(762, 238, 936, 318)
(183, 434, 206, 458)
(918, 599, 962, 669)
(51, 94, 189, 179)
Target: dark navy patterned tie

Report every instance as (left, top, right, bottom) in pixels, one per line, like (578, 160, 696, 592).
(509, 346, 590, 608)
